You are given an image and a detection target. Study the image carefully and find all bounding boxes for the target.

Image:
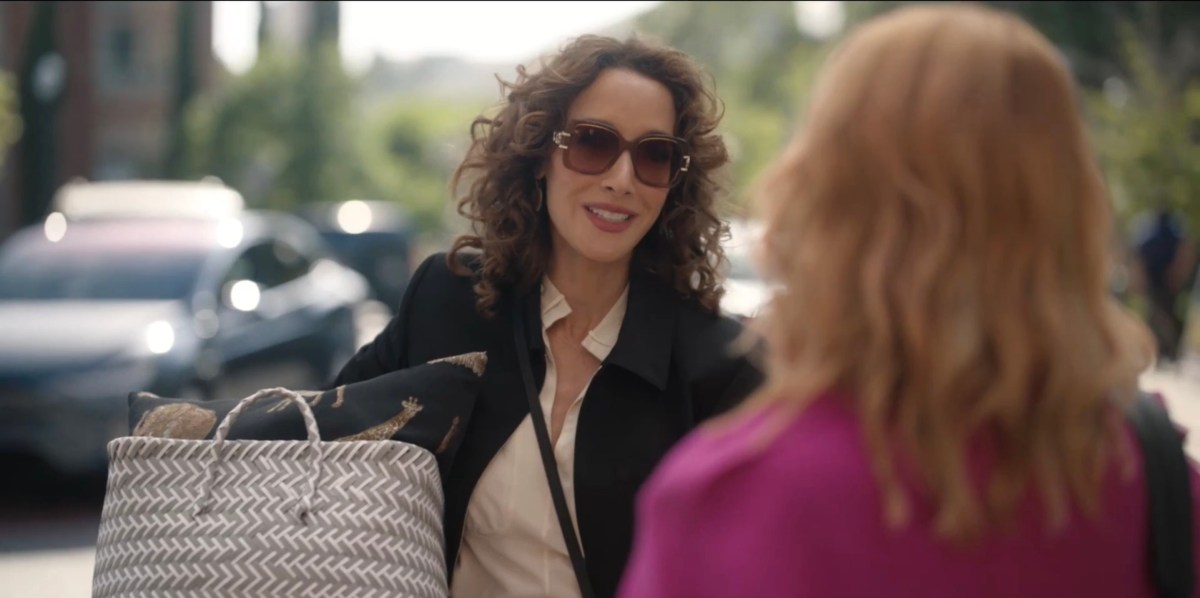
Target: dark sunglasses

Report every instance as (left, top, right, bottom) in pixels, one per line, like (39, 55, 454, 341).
(552, 122, 691, 188)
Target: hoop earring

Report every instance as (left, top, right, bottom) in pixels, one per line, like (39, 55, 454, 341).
(533, 180, 545, 212)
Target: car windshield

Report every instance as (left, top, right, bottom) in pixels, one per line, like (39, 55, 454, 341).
(0, 222, 212, 301)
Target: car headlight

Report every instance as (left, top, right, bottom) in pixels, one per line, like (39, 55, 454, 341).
(145, 320, 175, 355)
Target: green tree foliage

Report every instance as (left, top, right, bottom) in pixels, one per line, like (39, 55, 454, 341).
(281, 41, 364, 208)
(180, 2, 840, 235)
(310, 0, 340, 49)
(631, 1, 828, 214)
(175, 0, 500, 237)
(257, 0, 270, 51)
(184, 41, 369, 211)
(183, 47, 295, 207)
(0, 72, 22, 171)
(184, 42, 486, 235)
(356, 99, 485, 234)
(153, 0, 1200, 243)
(1087, 25, 1200, 232)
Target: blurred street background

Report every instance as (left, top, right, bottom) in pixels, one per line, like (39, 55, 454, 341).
(1, 1, 1200, 596)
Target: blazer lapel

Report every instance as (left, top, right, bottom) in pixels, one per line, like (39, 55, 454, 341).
(603, 267, 676, 392)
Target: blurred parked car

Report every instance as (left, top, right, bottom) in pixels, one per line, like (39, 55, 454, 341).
(0, 182, 371, 474)
(298, 200, 414, 313)
(53, 177, 245, 220)
(721, 219, 769, 322)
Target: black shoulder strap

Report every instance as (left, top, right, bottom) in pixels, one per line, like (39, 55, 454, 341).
(512, 303, 596, 598)
(1128, 391, 1195, 598)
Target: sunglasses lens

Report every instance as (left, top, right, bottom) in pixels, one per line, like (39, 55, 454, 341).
(561, 124, 686, 188)
(568, 125, 620, 174)
(634, 139, 682, 187)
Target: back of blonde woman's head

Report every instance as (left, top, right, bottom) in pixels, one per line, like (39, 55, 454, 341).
(751, 3, 1153, 541)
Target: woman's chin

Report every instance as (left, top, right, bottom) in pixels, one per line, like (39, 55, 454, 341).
(557, 243, 637, 269)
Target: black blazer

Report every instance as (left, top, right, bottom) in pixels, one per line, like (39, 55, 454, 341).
(332, 252, 764, 597)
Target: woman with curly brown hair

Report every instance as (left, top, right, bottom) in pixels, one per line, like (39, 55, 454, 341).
(332, 34, 762, 598)
(619, 4, 1199, 598)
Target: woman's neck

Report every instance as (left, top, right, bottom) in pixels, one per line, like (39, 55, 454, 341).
(546, 252, 630, 333)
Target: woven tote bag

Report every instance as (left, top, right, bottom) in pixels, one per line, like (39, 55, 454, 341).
(91, 387, 448, 598)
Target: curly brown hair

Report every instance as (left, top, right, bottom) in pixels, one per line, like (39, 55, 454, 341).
(448, 34, 731, 317)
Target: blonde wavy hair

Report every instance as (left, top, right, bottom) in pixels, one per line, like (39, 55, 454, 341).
(746, 4, 1154, 542)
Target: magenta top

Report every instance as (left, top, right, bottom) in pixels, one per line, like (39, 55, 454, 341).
(618, 392, 1200, 598)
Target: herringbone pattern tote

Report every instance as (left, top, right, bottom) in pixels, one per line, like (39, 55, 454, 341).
(92, 387, 448, 598)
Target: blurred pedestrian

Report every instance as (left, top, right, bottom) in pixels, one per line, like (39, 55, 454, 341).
(619, 5, 1200, 598)
(332, 34, 762, 598)
(1130, 206, 1195, 363)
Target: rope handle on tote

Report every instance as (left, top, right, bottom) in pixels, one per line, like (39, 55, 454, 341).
(191, 387, 324, 524)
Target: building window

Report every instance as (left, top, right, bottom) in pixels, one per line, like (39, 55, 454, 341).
(97, 2, 149, 90)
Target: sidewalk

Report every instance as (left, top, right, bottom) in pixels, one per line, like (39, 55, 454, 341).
(1139, 366, 1200, 460)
